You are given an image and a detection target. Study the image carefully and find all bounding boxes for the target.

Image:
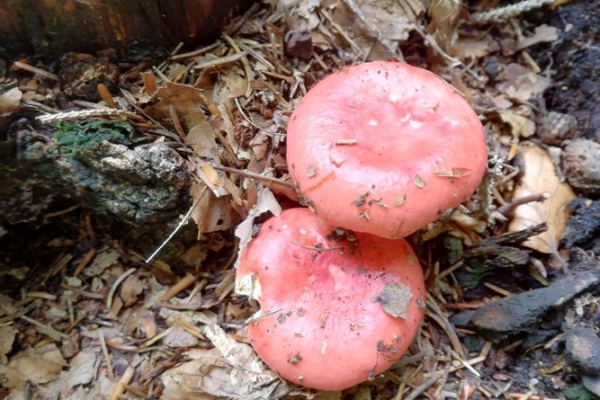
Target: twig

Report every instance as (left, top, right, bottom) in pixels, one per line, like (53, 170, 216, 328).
(472, 0, 555, 23)
(108, 365, 135, 400)
(170, 42, 221, 61)
(145, 189, 204, 263)
(106, 268, 137, 311)
(223, 35, 252, 97)
(291, 240, 343, 252)
(211, 164, 295, 188)
(159, 274, 198, 303)
(13, 61, 59, 80)
(404, 370, 445, 400)
(234, 97, 286, 136)
(412, 23, 483, 82)
(426, 293, 466, 357)
(192, 51, 248, 70)
(36, 108, 138, 123)
(496, 192, 550, 216)
(19, 315, 69, 341)
(98, 331, 115, 380)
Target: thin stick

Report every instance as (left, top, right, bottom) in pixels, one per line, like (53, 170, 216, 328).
(145, 190, 204, 263)
(13, 61, 59, 80)
(291, 240, 343, 252)
(99, 331, 115, 380)
(159, 274, 198, 303)
(109, 366, 135, 400)
(211, 164, 294, 188)
(496, 192, 549, 216)
(106, 268, 137, 311)
(234, 97, 286, 136)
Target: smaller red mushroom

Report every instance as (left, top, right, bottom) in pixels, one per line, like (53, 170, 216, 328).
(236, 207, 425, 391)
(286, 60, 488, 239)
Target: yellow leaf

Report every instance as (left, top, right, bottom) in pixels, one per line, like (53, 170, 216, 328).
(508, 142, 576, 254)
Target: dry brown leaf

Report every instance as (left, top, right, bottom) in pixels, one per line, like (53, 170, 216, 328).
(185, 121, 219, 160)
(234, 185, 282, 269)
(329, 0, 414, 60)
(508, 142, 576, 254)
(160, 313, 291, 400)
(145, 82, 209, 130)
(516, 24, 559, 51)
(502, 64, 551, 102)
(500, 110, 536, 138)
(119, 274, 144, 307)
(452, 36, 500, 61)
(55, 350, 97, 398)
(220, 69, 250, 99)
(190, 184, 233, 236)
(84, 249, 120, 276)
(0, 343, 65, 398)
(0, 326, 18, 363)
(428, 0, 463, 51)
(164, 325, 199, 348)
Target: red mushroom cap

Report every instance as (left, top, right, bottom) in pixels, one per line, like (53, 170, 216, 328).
(287, 60, 488, 239)
(236, 207, 425, 391)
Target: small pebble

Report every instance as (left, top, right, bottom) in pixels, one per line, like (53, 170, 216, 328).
(565, 327, 600, 375)
(562, 139, 600, 193)
(540, 111, 577, 145)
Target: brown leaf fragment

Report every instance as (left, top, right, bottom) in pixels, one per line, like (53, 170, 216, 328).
(185, 121, 219, 160)
(373, 282, 413, 319)
(0, 326, 18, 363)
(413, 174, 426, 188)
(508, 142, 576, 254)
(395, 194, 407, 206)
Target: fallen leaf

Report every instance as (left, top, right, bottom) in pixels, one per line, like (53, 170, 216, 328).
(190, 184, 233, 236)
(0, 326, 18, 363)
(234, 185, 282, 269)
(145, 82, 209, 130)
(508, 142, 577, 254)
(119, 274, 144, 307)
(516, 24, 559, 51)
(500, 111, 536, 138)
(502, 64, 551, 102)
(373, 282, 413, 319)
(164, 325, 199, 348)
(185, 121, 219, 160)
(160, 312, 291, 400)
(0, 343, 65, 396)
(58, 350, 96, 397)
(428, 0, 463, 51)
(84, 249, 120, 276)
(453, 36, 500, 61)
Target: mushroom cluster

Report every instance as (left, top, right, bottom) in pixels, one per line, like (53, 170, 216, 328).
(235, 60, 488, 390)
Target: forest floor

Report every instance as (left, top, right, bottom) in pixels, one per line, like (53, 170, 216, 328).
(1, 0, 599, 399)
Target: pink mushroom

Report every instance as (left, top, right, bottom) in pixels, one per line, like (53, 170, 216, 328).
(236, 207, 426, 390)
(287, 60, 488, 239)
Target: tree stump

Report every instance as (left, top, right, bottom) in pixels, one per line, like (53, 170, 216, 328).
(0, 0, 251, 56)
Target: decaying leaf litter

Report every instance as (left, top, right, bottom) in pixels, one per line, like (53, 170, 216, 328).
(1, 0, 599, 399)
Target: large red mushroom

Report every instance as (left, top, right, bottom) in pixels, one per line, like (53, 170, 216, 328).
(236, 207, 426, 391)
(287, 60, 488, 239)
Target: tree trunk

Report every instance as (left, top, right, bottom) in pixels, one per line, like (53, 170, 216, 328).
(0, 0, 251, 57)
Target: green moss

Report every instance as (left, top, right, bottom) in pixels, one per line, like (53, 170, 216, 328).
(565, 384, 600, 400)
(53, 121, 134, 154)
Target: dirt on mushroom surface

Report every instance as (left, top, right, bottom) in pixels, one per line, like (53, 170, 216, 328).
(1, 0, 600, 399)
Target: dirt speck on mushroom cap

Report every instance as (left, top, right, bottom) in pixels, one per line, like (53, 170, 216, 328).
(235, 208, 426, 391)
(287, 60, 488, 239)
